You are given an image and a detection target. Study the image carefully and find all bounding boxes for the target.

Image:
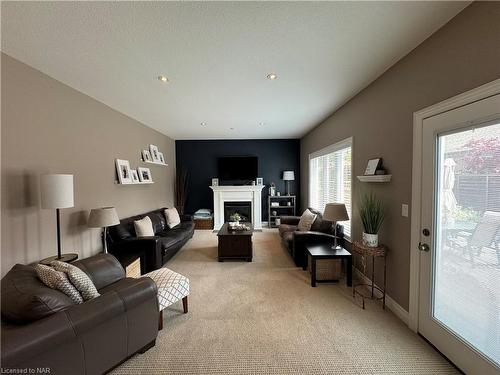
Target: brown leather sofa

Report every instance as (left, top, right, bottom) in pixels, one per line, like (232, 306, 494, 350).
(107, 208, 195, 273)
(1, 254, 159, 375)
(279, 208, 345, 267)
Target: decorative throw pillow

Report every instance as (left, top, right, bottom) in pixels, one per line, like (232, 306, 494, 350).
(35, 264, 83, 304)
(134, 215, 155, 237)
(50, 260, 100, 301)
(297, 209, 317, 232)
(164, 207, 181, 229)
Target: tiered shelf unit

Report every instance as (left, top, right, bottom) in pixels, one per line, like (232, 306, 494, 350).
(268, 195, 296, 228)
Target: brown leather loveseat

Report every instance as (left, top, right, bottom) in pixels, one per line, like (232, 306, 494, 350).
(279, 208, 345, 267)
(1, 254, 159, 375)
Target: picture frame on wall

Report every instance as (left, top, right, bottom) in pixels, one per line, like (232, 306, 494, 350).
(138, 167, 153, 183)
(364, 158, 382, 175)
(256, 177, 263, 185)
(158, 152, 165, 164)
(131, 169, 139, 183)
(142, 149, 152, 162)
(212, 178, 219, 186)
(116, 159, 133, 184)
(149, 145, 160, 163)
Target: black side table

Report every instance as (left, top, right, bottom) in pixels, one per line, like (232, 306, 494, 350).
(304, 244, 352, 287)
(39, 253, 78, 265)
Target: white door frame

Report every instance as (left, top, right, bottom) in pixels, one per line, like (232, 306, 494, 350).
(408, 78, 500, 332)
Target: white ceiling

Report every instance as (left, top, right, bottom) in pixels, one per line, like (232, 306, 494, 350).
(1, 2, 469, 140)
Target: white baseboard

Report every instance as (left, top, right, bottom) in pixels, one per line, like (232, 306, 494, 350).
(353, 268, 409, 325)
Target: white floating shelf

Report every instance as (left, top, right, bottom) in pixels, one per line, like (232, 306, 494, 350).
(357, 175, 392, 183)
(116, 181, 155, 185)
(143, 160, 168, 166)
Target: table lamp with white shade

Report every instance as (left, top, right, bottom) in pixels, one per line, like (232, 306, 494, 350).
(283, 171, 295, 196)
(88, 207, 120, 254)
(323, 203, 349, 249)
(40, 174, 78, 263)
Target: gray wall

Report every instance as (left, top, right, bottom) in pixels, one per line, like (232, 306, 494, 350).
(300, 2, 500, 311)
(1, 54, 176, 276)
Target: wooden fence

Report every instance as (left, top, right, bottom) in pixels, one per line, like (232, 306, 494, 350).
(454, 174, 500, 212)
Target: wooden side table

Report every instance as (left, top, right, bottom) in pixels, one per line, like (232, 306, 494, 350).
(351, 241, 387, 309)
(124, 257, 141, 278)
(118, 251, 146, 277)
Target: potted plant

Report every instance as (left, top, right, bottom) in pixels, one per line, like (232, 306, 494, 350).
(230, 213, 241, 224)
(360, 193, 385, 247)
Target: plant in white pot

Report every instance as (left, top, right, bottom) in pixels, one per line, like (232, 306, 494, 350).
(360, 193, 385, 247)
(230, 213, 241, 225)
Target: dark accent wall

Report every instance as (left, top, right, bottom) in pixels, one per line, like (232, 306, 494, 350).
(176, 139, 300, 221)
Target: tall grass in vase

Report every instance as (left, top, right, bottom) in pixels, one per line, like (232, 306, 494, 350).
(175, 168, 189, 214)
(360, 193, 385, 247)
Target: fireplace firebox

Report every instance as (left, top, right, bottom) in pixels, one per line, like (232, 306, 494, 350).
(224, 201, 252, 223)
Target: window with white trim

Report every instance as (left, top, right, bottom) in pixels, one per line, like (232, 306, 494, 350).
(309, 138, 352, 238)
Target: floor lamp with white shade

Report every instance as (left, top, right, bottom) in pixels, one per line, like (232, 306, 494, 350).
(40, 174, 78, 264)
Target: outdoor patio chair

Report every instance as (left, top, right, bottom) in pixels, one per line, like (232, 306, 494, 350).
(449, 210, 500, 266)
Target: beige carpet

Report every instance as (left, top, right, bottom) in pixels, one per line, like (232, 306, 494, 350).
(112, 229, 458, 374)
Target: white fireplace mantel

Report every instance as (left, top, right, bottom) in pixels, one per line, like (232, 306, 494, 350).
(210, 185, 265, 230)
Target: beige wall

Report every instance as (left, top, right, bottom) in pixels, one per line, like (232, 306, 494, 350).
(300, 2, 500, 310)
(1, 54, 176, 276)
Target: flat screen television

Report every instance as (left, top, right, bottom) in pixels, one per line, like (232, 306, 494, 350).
(218, 156, 258, 182)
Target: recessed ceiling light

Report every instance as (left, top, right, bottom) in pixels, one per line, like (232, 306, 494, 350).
(267, 73, 277, 80)
(200, 122, 206, 126)
(259, 122, 265, 126)
(158, 75, 169, 83)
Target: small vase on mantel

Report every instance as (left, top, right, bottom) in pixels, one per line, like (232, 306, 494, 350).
(362, 232, 379, 248)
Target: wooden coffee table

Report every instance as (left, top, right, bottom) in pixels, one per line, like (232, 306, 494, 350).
(217, 222, 253, 262)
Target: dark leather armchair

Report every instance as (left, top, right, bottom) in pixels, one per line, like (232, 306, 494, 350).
(1, 254, 159, 375)
(279, 208, 345, 267)
(107, 208, 195, 273)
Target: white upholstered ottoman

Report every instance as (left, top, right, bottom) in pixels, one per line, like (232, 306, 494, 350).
(142, 267, 189, 330)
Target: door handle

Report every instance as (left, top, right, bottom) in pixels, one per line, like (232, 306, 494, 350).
(418, 242, 430, 252)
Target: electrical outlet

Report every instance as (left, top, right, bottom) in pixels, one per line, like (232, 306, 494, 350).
(402, 204, 409, 217)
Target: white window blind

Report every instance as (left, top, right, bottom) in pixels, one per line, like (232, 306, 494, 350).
(309, 138, 352, 237)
